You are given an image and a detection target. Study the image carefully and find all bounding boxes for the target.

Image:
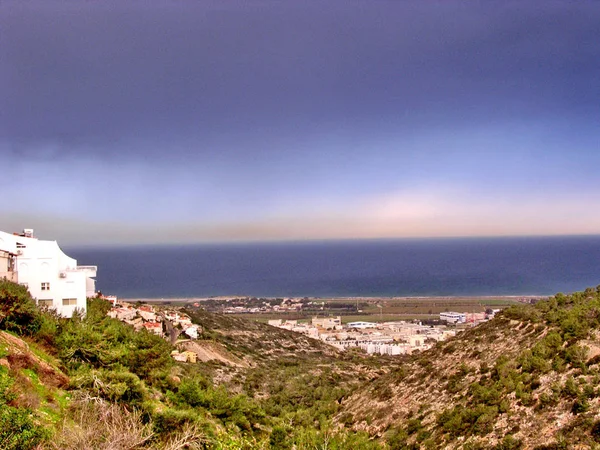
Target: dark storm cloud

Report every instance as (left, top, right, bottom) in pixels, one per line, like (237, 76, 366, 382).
(2, 1, 599, 159)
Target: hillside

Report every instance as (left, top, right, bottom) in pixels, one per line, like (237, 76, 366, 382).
(5, 277, 600, 449)
(183, 307, 389, 379)
(339, 287, 600, 449)
(0, 280, 385, 449)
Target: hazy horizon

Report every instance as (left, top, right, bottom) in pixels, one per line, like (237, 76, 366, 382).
(58, 234, 600, 251)
(2, 1, 599, 246)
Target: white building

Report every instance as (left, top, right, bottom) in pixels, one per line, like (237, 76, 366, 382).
(347, 321, 377, 329)
(183, 325, 199, 339)
(439, 311, 467, 324)
(0, 229, 97, 317)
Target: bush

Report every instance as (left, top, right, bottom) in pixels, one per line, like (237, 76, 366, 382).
(70, 367, 148, 404)
(494, 435, 523, 450)
(153, 408, 199, 435)
(0, 280, 43, 336)
(571, 396, 589, 415)
(270, 425, 291, 449)
(438, 404, 499, 438)
(0, 407, 49, 450)
(0, 368, 49, 450)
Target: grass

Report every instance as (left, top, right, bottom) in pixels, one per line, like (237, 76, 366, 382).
(227, 296, 523, 323)
(21, 368, 67, 424)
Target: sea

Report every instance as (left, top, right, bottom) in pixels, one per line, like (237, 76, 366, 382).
(65, 236, 600, 299)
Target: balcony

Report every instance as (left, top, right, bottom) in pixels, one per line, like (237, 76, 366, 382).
(64, 266, 97, 277)
(0, 272, 17, 282)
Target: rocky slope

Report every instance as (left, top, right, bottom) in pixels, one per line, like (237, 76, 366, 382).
(339, 288, 600, 449)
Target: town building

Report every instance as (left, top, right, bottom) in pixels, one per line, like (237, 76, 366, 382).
(312, 316, 342, 329)
(0, 229, 97, 317)
(142, 322, 163, 336)
(439, 311, 467, 324)
(138, 305, 157, 322)
(347, 321, 377, 329)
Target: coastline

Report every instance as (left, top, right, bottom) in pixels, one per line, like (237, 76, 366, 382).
(120, 294, 546, 303)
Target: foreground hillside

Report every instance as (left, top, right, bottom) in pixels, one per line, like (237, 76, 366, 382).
(0, 280, 386, 449)
(340, 286, 600, 449)
(5, 278, 600, 449)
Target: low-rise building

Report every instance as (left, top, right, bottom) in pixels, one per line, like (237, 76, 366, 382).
(183, 325, 199, 339)
(108, 307, 137, 321)
(138, 306, 156, 322)
(312, 316, 342, 329)
(142, 322, 163, 336)
(171, 350, 197, 363)
(347, 321, 377, 329)
(440, 311, 467, 324)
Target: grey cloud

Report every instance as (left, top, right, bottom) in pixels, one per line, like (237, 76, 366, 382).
(1, 1, 599, 158)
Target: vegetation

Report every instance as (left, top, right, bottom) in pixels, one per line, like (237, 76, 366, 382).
(339, 284, 600, 449)
(4, 278, 600, 448)
(0, 279, 385, 448)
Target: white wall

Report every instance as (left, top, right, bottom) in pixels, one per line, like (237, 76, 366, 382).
(0, 230, 96, 317)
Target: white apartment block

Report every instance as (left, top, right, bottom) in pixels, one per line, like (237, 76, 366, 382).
(0, 229, 97, 317)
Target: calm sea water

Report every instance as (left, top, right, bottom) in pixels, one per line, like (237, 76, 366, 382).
(65, 236, 600, 299)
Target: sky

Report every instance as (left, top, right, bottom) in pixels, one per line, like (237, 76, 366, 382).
(1, 1, 600, 245)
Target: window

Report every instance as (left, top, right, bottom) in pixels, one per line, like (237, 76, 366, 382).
(38, 299, 53, 307)
(41, 282, 50, 291)
(62, 298, 77, 306)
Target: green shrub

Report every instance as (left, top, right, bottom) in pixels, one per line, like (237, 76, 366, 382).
(269, 425, 291, 449)
(0, 280, 43, 336)
(0, 368, 49, 449)
(438, 404, 499, 438)
(571, 396, 589, 415)
(0, 406, 49, 450)
(70, 367, 148, 404)
(153, 408, 199, 434)
(494, 434, 523, 450)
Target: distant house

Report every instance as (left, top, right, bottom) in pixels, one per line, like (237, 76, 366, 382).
(142, 322, 163, 336)
(0, 228, 97, 317)
(164, 311, 180, 322)
(108, 307, 137, 321)
(102, 295, 118, 306)
(465, 312, 486, 323)
(138, 306, 156, 322)
(183, 325, 199, 339)
(178, 316, 192, 327)
(171, 350, 197, 363)
(312, 316, 342, 330)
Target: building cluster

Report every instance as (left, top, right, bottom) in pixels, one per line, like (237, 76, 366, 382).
(439, 310, 499, 324)
(0, 228, 97, 318)
(221, 297, 307, 314)
(106, 299, 200, 340)
(268, 316, 460, 355)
